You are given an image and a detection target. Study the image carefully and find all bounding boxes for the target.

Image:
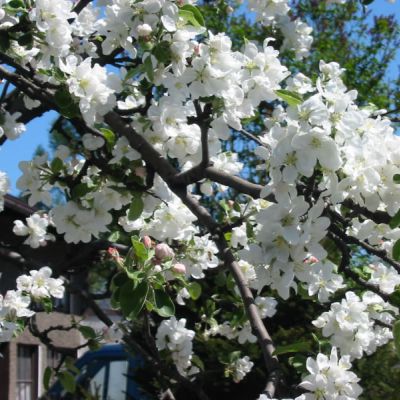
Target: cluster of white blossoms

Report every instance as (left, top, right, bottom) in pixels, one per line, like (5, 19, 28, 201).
(257, 348, 362, 400)
(0, 171, 9, 212)
(0, 0, 399, 397)
(60, 56, 123, 126)
(155, 317, 198, 376)
(29, 0, 76, 61)
(13, 213, 55, 248)
(206, 296, 276, 345)
(367, 262, 400, 294)
(313, 291, 397, 360)
(299, 347, 362, 400)
(16, 266, 65, 300)
(231, 356, 254, 383)
(0, 267, 64, 342)
(247, 0, 313, 59)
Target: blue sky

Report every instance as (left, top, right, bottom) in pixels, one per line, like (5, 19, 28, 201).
(0, 0, 399, 194)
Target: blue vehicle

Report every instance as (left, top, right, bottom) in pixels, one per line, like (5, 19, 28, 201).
(45, 344, 151, 400)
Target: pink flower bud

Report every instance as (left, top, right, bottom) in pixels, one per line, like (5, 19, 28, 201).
(142, 235, 152, 249)
(107, 247, 120, 259)
(172, 263, 186, 274)
(155, 243, 175, 260)
(134, 167, 147, 178)
(304, 255, 319, 264)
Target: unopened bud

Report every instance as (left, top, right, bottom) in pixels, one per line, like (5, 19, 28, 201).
(134, 166, 146, 178)
(137, 23, 152, 37)
(155, 243, 175, 260)
(107, 247, 120, 259)
(172, 263, 186, 274)
(143, 235, 152, 249)
(304, 255, 319, 264)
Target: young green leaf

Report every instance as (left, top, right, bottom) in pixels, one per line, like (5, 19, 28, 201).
(120, 280, 149, 319)
(275, 89, 303, 106)
(180, 4, 205, 26)
(143, 56, 154, 82)
(128, 193, 144, 221)
(390, 209, 400, 229)
(393, 320, 400, 359)
(273, 341, 312, 356)
(78, 325, 97, 340)
(59, 371, 76, 394)
(154, 289, 175, 317)
(393, 240, 400, 261)
(131, 238, 147, 262)
(187, 282, 202, 300)
(178, 9, 201, 28)
(43, 367, 53, 391)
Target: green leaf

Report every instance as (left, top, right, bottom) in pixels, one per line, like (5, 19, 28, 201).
(17, 33, 33, 48)
(71, 183, 92, 199)
(8, 0, 26, 8)
(0, 32, 11, 52)
(178, 9, 201, 28)
(152, 42, 171, 63)
(119, 280, 149, 319)
(128, 193, 144, 221)
(393, 320, 400, 359)
(394, 174, 400, 184)
(191, 354, 205, 371)
(54, 88, 74, 108)
(59, 371, 76, 394)
(124, 65, 144, 81)
(275, 89, 303, 106)
(154, 289, 175, 317)
(393, 240, 400, 261)
(273, 341, 312, 356)
(112, 272, 129, 289)
(78, 325, 97, 340)
(362, 0, 374, 5)
(99, 128, 116, 150)
(108, 231, 120, 243)
(390, 210, 400, 229)
(50, 157, 64, 174)
(143, 56, 154, 82)
(187, 282, 202, 300)
(131, 239, 147, 262)
(54, 88, 80, 119)
(180, 4, 205, 26)
(43, 366, 53, 391)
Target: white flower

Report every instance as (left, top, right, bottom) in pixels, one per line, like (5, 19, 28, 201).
(13, 213, 54, 249)
(137, 23, 152, 37)
(109, 137, 141, 164)
(300, 347, 362, 400)
(368, 263, 400, 294)
(0, 111, 26, 140)
(255, 296, 278, 318)
(156, 317, 197, 376)
(17, 267, 65, 299)
(82, 133, 105, 151)
(232, 356, 253, 383)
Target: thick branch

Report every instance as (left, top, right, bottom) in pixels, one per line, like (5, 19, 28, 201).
(72, 0, 94, 14)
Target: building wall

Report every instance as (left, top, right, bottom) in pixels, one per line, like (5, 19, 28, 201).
(1, 312, 83, 400)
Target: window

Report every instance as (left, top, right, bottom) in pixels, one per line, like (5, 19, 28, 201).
(107, 360, 129, 400)
(16, 345, 38, 400)
(79, 359, 129, 400)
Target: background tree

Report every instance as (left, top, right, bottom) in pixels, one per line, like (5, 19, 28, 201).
(0, 1, 400, 400)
